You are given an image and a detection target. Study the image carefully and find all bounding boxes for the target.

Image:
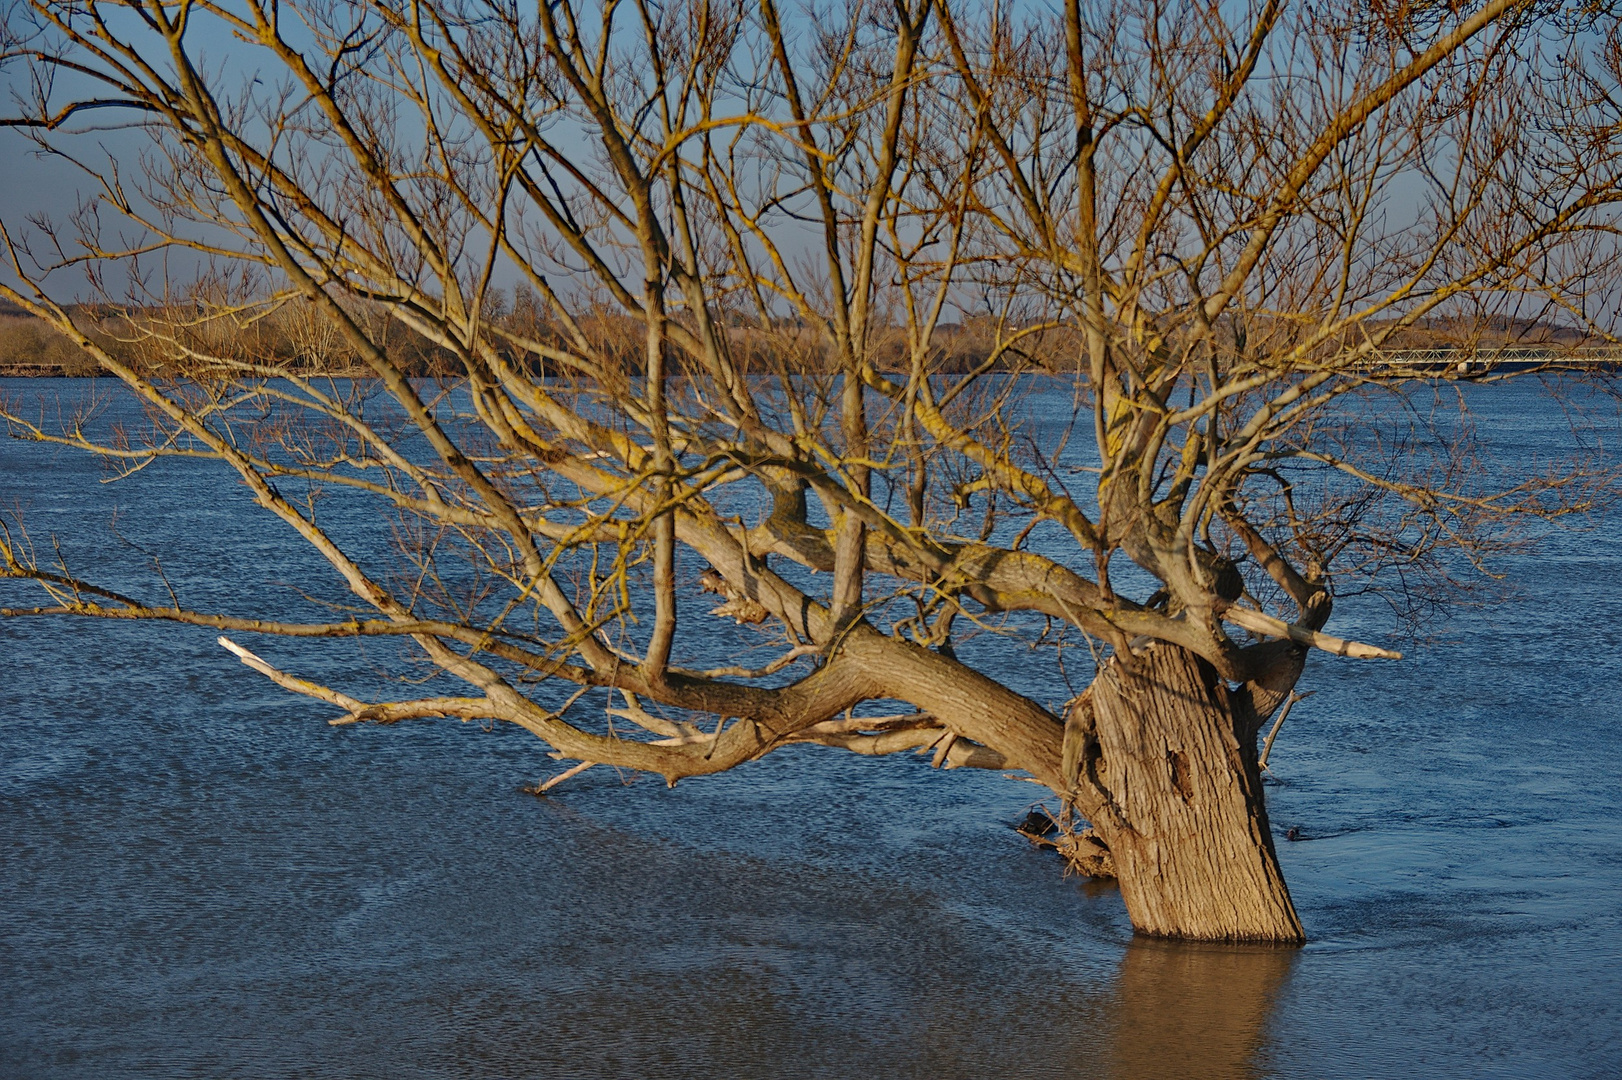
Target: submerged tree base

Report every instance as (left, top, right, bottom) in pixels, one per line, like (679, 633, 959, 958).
(1024, 644, 1307, 944)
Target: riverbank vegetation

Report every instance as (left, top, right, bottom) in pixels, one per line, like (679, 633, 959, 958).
(0, 295, 1148, 379)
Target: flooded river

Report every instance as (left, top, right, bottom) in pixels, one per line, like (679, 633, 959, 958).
(2, 378, 1619, 1077)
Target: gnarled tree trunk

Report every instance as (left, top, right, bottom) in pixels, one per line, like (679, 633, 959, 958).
(1076, 644, 1304, 943)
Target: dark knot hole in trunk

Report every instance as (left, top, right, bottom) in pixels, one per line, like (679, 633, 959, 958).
(1167, 748, 1194, 802)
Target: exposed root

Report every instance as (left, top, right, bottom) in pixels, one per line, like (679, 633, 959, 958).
(1054, 828, 1118, 879)
(1015, 808, 1118, 880)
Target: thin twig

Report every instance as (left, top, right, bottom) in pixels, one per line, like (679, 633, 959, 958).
(1260, 690, 1315, 771)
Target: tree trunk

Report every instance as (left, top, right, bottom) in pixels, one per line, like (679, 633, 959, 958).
(1080, 643, 1304, 943)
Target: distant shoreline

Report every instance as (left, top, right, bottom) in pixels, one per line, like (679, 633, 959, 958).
(0, 365, 380, 378)
(0, 365, 84, 377)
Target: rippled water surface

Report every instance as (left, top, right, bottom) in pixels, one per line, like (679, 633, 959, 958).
(2, 378, 1620, 1078)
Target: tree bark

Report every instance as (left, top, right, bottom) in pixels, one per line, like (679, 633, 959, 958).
(1081, 643, 1304, 943)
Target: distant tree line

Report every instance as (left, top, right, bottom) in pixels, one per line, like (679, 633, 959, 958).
(1, 293, 1594, 380)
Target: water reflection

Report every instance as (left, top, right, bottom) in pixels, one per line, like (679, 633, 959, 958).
(1106, 937, 1296, 1080)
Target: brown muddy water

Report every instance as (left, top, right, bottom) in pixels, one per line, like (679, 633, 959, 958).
(2, 378, 1619, 1078)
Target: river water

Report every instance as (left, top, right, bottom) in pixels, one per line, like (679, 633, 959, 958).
(1, 377, 1619, 1078)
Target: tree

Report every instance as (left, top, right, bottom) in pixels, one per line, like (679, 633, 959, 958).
(2, 0, 1618, 942)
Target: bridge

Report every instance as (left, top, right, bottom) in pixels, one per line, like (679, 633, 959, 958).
(1367, 346, 1622, 374)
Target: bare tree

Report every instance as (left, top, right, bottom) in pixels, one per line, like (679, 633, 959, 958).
(3, 0, 1619, 941)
